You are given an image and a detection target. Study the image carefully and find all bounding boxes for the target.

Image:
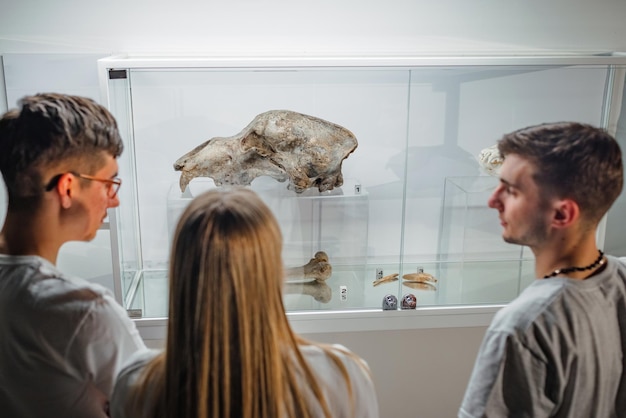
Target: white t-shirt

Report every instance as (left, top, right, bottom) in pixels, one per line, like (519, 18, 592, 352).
(111, 344, 380, 418)
(0, 254, 146, 418)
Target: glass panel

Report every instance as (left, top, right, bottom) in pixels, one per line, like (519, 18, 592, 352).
(102, 59, 624, 318)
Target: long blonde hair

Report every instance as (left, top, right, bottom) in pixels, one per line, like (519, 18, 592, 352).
(130, 187, 355, 418)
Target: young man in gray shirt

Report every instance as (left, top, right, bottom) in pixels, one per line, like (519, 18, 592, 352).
(459, 122, 626, 417)
(0, 93, 146, 417)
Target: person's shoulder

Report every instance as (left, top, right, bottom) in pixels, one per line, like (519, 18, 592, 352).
(114, 349, 161, 398)
(118, 349, 161, 379)
(0, 254, 111, 309)
(15, 258, 144, 347)
(299, 343, 373, 383)
(328, 343, 371, 368)
(300, 343, 365, 364)
(0, 254, 60, 287)
(300, 343, 379, 417)
(39, 272, 118, 317)
(490, 280, 564, 333)
(614, 255, 626, 270)
(603, 255, 626, 295)
(110, 349, 161, 418)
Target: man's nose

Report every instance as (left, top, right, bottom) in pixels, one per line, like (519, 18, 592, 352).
(109, 194, 120, 208)
(487, 185, 502, 209)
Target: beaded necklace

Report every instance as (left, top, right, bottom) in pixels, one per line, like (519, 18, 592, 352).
(543, 250, 605, 279)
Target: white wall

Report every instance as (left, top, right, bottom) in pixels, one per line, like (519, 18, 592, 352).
(2, 0, 626, 55)
(3, 1, 626, 417)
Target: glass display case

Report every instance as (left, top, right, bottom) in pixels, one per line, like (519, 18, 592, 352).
(98, 54, 626, 326)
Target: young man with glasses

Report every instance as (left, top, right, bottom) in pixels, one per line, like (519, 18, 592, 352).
(0, 93, 145, 417)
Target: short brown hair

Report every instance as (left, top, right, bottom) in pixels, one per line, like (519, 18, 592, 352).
(0, 93, 123, 202)
(498, 122, 623, 223)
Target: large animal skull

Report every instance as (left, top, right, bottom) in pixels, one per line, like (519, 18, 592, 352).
(174, 110, 358, 193)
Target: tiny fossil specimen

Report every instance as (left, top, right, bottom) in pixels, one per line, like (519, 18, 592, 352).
(402, 272, 438, 284)
(373, 273, 399, 287)
(402, 281, 437, 291)
(285, 251, 332, 282)
(174, 110, 358, 193)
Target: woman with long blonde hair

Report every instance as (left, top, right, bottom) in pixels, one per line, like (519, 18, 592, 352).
(110, 187, 379, 418)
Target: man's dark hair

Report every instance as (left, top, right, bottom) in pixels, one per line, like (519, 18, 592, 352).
(0, 93, 123, 204)
(498, 122, 623, 224)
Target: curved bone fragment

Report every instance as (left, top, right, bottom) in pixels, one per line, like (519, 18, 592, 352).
(285, 251, 332, 282)
(283, 280, 332, 303)
(477, 144, 503, 176)
(402, 272, 438, 283)
(402, 281, 437, 292)
(373, 273, 399, 287)
(174, 110, 358, 193)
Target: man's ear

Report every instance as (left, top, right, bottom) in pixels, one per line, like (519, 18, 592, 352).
(552, 198, 579, 228)
(56, 173, 75, 209)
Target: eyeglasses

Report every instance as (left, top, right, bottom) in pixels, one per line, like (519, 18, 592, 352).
(45, 171, 122, 198)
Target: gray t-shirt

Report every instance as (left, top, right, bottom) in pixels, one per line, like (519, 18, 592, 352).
(0, 254, 146, 418)
(111, 344, 380, 418)
(459, 255, 626, 418)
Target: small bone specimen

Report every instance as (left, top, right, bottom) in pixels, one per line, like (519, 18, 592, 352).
(283, 280, 332, 303)
(403, 281, 437, 291)
(477, 144, 503, 176)
(402, 272, 438, 284)
(285, 251, 332, 282)
(174, 110, 358, 193)
(373, 273, 399, 287)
